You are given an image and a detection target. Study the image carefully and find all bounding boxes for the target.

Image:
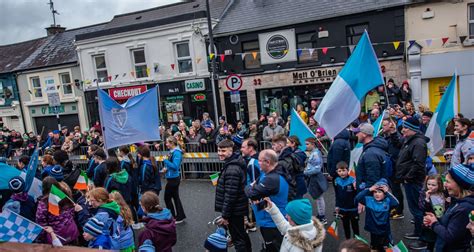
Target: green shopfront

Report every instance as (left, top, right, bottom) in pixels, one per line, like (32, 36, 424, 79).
(29, 102, 80, 136)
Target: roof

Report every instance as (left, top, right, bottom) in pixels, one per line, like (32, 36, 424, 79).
(14, 23, 107, 71)
(77, 0, 231, 41)
(213, 0, 412, 36)
(0, 38, 48, 74)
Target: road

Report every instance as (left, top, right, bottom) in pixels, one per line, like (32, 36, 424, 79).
(162, 180, 415, 251)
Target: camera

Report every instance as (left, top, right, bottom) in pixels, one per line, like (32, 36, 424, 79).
(256, 200, 267, 210)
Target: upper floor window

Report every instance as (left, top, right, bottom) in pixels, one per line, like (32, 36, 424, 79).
(59, 72, 73, 95)
(175, 42, 193, 73)
(30, 76, 42, 98)
(132, 49, 148, 78)
(346, 23, 369, 45)
(469, 5, 474, 38)
(93, 54, 108, 82)
(297, 33, 318, 63)
(242, 41, 261, 69)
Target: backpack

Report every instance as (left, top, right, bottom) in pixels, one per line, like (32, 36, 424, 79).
(382, 152, 393, 178)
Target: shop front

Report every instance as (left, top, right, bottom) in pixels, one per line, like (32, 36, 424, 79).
(28, 102, 80, 136)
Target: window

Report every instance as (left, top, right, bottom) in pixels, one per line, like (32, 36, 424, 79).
(132, 49, 148, 78)
(30, 76, 42, 98)
(297, 33, 318, 63)
(175, 42, 193, 73)
(59, 72, 73, 95)
(93, 55, 108, 82)
(242, 41, 261, 69)
(469, 5, 474, 38)
(346, 23, 369, 45)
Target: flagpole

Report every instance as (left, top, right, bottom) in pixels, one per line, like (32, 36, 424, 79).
(95, 81, 108, 151)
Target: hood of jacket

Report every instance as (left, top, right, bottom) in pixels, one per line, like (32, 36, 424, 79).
(110, 169, 129, 184)
(287, 217, 325, 251)
(405, 133, 430, 145)
(143, 209, 176, 236)
(334, 129, 350, 141)
(147, 208, 172, 221)
(279, 147, 293, 160)
(364, 136, 389, 152)
(292, 149, 307, 166)
(98, 201, 121, 217)
(224, 153, 246, 169)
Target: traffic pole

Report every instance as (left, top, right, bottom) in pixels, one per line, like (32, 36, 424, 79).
(206, 0, 219, 123)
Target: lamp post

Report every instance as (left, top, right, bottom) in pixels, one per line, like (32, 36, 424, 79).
(205, 0, 219, 123)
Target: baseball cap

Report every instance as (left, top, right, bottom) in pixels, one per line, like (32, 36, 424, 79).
(351, 123, 374, 135)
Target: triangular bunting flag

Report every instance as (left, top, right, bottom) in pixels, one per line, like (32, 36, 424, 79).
(327, 219, 339, 239)
(122, 73, 127, 77)
(392, 41, 400, 50)
(219, 54, 225, 62)
(408, 40, 416, 48)
(425, 39, 432, 47)
(441, 37, 449, 46)
(308, 48, 315, 56)
(321, 47, 328, 55)
(48, 185, 67, 216)
(297, 48, 303, 57)
(460, 36, 467, 44)
(209, 53, 215, 60)
(114, 74, 119, 80)
(74, 170, 89, 190)
(283, 49, 288, 55)
(251, 51, 258, 60)
(348, 45, 355, 53)
(130, 71, 135, 78)
(93, 79, 97, 83)
(107, 76, 112, 82)
(241, 53, 247, 60)
(100, 77, 105, 82)
(146, 68, 151, 77)
(196, 57, 202, 64)
(171, 64, 175, 70)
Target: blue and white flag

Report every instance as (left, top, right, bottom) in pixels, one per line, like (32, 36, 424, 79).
(372, 110, 386, 137)
(0, 163, 21, 190)
(0, 209, 43, 243)
(98, 86, 161, 149)
(289, 108, 316, 151)
(24, 148, 39, 192)
(314, 31, 384, 139)
(425, 73, 458, 156)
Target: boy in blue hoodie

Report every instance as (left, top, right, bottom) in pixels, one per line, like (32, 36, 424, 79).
(334, 161, 359, 239)
(355, 178, 399, 251)
(82, 217, 112, 249)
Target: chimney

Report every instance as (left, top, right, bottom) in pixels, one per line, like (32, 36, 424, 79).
(46, 25, 66, 36)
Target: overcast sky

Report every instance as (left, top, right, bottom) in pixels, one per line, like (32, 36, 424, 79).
(0, 0, 182, 45)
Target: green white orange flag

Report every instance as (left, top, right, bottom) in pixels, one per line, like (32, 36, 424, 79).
(74, 170, 89, 190)
(210, 173, 219, 186)
(327, 219, 339, 239)
(386, 240, 408, 252)
(48, 184, 67, 216)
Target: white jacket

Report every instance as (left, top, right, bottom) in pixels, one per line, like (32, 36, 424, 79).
(266, 203, 325, 252)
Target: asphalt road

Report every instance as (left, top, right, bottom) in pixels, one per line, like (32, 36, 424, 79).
(163, 180, 416, 252)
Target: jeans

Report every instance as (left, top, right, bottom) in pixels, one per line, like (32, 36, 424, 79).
(228, 215, 252, 252)
(260, 227, 283, 252)
(164, 178, 186, 221)
(403, 183, 423, 235)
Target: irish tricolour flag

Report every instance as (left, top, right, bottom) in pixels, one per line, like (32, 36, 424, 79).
(425, 73, 458, 156)
(74, 170, 89, 190)
(48, 184, 67, 216)
(314, 31, 384, 139)
(386, 240, 408, 252)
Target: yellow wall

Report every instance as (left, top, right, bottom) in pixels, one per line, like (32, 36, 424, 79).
(428, 77, 460, 112)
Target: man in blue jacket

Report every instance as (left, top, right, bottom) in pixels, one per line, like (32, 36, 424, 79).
(245, 149, 289, 252)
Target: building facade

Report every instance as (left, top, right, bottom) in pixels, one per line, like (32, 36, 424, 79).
(406, 0, 474, 118)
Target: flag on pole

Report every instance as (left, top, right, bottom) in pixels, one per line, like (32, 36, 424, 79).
(24, 148, 39, 192)
(314, 31, 384, 139)
(386, 240, 409, 252)
(372, 110, 386, 137)
(349, 143, 363, 177)
(425, 73, 458, 156)
(48, 184, 67, 216)
(289, 108, 316, 151)
(327, 219, 339, 239)
(74, 170, 89, 190)
(0, 209, 43, 243)
(210, 173, 219, 186)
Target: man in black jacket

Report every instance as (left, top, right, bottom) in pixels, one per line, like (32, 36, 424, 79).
(395, 117, 427, 249)
(215, 139, 251, 252)
(327, 129, 351, 183)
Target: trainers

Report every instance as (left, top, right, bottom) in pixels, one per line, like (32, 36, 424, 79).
(391, 213, 405, 220)
(246, 222, 257, 232)
(404, 232, 420, 240)
(409, 241, 427, 250)
(175, 218, 186, 224)
(411, 219, 415, 224)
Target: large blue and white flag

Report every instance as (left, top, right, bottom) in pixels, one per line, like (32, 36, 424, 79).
(0, 209, 43, 243)
(0, 163, 21, 190)
(98, 86, 161, 149)
(24, 148, 39, 192)
(314, 31, 384, 139)
(425, 73, 458, 156)
(289, 108, 316, 151)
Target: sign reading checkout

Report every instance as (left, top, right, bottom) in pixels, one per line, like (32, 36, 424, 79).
(185, 79, 205, 92)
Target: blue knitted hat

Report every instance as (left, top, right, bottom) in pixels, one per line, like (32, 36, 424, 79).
(9, 176, 25, 193)
(285, 198, 313, 225)
(402, 117, 420, 132)
(204, 227, 227, 252)
(375, 178, 389, 188)
(83, 217, 104, 237)
(449, 164, 474, 190)
(50, 165, 64, 181)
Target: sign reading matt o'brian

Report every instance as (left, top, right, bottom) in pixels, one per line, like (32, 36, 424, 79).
(258, 29, 297, 65)
(108, 85, 147, 100)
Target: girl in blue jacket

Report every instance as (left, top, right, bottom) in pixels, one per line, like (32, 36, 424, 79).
(162, 136, 186, 223)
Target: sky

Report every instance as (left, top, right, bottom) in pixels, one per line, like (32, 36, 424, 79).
(0, 0, 182, 45)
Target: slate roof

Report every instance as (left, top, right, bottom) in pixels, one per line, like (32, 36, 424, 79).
(0, 38, 48, 74)
(213, 0, 413, 36)
(14, 23, 107, 71)
(77, 0, 231, 41)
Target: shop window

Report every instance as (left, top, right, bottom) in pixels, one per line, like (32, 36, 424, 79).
(346, 23, 369, 54)
(175, 42, 193, 73)
(469, 5, 474, 38)
(297, 33, 318, 63)
(132, 49, 148, 78)
(93, 54, 108, 82)
(59, 72, 73, 96)
(242, 41, 261, 69)
(30, 76, 42, 98)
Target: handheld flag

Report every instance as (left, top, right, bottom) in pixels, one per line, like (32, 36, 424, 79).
(355, 234, 369, 245)
(425, 73, 458, 156)
(48, 184, 67, 216)
(210, 173, 219, 186)
(372, 110, 386, 137)
(24, 148, 39, 192)
(327, 219, 339, 239)
(349, 143, 363, 178)
(0, 209, 43, 243)
(98, 86, 161, 149)
(74, 170, 89, 190)
(289, 108, 316, 151)
(386, 240, 408, 252)
(314, 31, 383, 138)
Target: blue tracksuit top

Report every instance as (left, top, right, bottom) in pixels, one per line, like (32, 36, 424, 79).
(355, 188, 399, 235)
(163, 147, 183, 179)
(334, 176, 358, 212)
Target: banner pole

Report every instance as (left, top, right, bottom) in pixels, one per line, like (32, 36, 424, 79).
(95, 81, 108, 151)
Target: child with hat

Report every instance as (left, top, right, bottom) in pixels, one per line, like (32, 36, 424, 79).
(204, 226, 228, 252)
(2, 176, 36, 221)
(82, 217, 112, 249)
(355, 178, 399, 251)
(264, 197, 325, 252)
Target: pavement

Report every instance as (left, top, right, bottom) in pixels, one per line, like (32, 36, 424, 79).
(162, 180, 416, 251)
